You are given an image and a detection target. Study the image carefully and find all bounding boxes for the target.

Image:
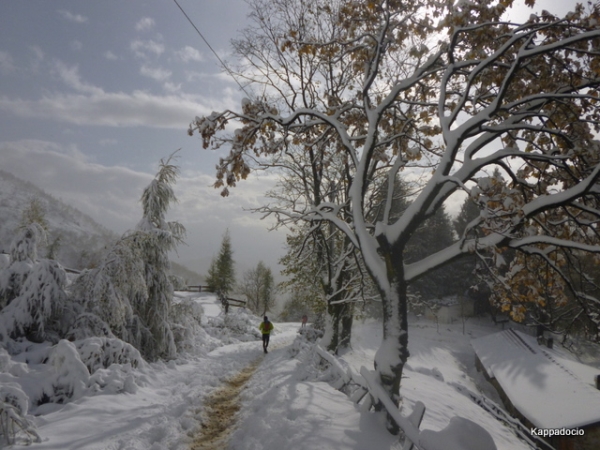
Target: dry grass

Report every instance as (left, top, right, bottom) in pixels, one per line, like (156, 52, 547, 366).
(191, 359, 261, 450)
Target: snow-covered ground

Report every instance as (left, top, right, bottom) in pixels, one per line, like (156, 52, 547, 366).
(3, 293, 593, 449)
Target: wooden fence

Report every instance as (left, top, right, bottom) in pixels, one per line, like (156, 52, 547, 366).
(313, 345, 497, 450)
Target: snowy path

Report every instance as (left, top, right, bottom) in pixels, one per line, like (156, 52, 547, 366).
(191, 357, 262, 449)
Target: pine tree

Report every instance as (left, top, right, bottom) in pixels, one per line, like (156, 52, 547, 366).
(206, 230, 235, 296)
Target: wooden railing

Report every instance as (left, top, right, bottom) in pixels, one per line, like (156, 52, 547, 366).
(313, 345, 497, 450)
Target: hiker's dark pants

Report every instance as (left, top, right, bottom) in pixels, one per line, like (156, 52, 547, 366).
(262, 334, 270, 348)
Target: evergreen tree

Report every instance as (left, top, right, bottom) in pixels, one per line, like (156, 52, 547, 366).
(206, 230, 235, 296)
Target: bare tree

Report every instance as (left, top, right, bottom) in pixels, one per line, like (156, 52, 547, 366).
(189, 0, 600, 428)
(239, 261, 275, 315)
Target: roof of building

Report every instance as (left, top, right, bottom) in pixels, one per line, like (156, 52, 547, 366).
(471, 329, 600, 429)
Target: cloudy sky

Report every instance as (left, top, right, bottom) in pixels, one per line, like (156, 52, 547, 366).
(0, 0, 581, 279)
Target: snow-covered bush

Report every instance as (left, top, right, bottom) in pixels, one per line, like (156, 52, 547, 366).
(46, 340, 89, 404)
(169, 274, 187, 291)
(205, 309, 262, 343)
(0, 259, 68, 343)
(0, 347, 40, 445)
(298, 326, 324, 343)
(75, 337, 144, 373)
(0, 223, 44, 309)
(87, 363, 138, 395)
(0, 384, 29, 418)
(170, 297, 203, 351)
(68, 237, 143, 341)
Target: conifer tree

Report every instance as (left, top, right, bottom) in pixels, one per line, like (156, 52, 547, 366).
(206, 230, 235, 296)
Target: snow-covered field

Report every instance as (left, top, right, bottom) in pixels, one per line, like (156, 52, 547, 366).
(2, 292, 590, 449)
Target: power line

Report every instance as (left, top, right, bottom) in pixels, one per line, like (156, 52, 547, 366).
(172, 0, 250, 97)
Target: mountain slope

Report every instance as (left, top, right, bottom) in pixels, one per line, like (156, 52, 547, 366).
(0, 169, 118, 269)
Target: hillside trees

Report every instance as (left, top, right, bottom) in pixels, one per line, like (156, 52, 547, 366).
(190, 0, 600, 424)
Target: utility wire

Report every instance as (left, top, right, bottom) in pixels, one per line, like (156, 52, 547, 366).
(172, 0, 250, 97)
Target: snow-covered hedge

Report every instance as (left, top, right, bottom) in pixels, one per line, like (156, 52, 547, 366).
(205, 309, 262, 343)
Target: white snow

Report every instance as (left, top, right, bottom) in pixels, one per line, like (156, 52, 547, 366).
(2, 294, 592, 449)
(472, 329, 600, 429)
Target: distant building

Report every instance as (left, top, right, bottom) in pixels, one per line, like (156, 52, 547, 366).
(423, 295, 475, 324)
(472, 329, 600, 450)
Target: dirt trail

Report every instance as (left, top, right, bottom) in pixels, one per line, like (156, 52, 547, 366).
(191, 358, 262, 450)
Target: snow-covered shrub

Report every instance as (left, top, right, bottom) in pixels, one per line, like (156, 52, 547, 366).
(75, 337, 144, 373)
(170, 297, 203, 351)
(0, 347, 40, 445)
(205, 309, 262, 343)
(287, 333, 313, 358)
(65, 313, 115, 341)
(87, 363, 138, 395)
(298, 326, 324, 343)
(0, 259, 68, 343)
(169, 274, 187, 291)
(68, 238, 143, 340)
(0, 398, 41, 445)
(0, 261, 32, 310)
(45, 340, 89, 404)
(0, 223, 45, 309)
(0, 384, 28, 417)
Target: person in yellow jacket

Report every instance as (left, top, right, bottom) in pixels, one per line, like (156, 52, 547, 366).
(259, 316, 274, 353)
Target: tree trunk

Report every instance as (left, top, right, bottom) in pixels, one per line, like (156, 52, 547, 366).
(323, 301, 353, 354)
(373, 248, 409, 434)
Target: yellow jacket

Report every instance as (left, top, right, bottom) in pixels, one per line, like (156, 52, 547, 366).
(259, 321, 274, 335)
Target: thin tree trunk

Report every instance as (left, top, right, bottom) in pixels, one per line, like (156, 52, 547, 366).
(373, 247, 409, 434)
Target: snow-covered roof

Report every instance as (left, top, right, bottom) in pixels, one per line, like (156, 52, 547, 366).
(472, 329, 600, 429)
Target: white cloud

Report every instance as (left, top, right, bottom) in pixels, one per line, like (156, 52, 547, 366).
(0, 57, 239, 129)
(58, 10, 88, 24)
(140, 64, 172, 82)
(51, 60, 103, 95)
(130, 39, 165, 58)
(0, 51, 15, 74)
(176, 46, 204, 63)
(0, 90, 213, 129)
(164, 81, 182, 93)
(103, 51, 118, 60)
(135, 17, 155, 32)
